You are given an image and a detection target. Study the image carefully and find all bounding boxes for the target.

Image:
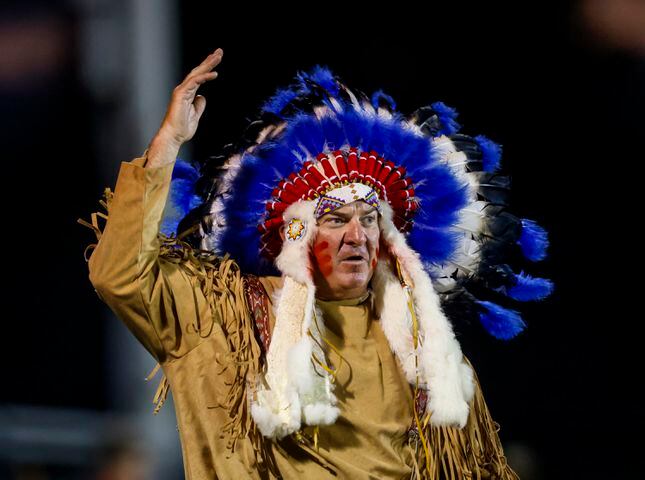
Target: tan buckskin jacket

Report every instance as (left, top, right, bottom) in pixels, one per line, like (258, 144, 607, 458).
(80, 151, 519, 479)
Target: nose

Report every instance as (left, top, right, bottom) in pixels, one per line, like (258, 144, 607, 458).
(343, 217, 367, 245)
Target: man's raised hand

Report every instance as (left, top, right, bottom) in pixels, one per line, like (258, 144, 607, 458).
(147, 48, 223, 168)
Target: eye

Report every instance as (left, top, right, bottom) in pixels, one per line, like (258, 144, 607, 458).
(328, 217, 345, 225)
(362, 215, 377, 225)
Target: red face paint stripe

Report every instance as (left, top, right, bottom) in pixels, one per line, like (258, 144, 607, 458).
(313, 240, 329, 253)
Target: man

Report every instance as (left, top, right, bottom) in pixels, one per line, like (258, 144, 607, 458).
(81, 47, 552, 479)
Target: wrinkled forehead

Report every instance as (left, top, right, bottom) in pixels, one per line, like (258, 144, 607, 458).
(314, 183, 382, 219)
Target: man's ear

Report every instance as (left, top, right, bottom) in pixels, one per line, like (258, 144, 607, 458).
(279, 225, 285, 242)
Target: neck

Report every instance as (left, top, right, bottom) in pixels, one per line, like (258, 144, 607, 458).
(316, 287, 369, 301)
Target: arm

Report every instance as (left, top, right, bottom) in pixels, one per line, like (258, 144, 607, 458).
(86, 150, 215, 362)
(83, 48, 225, 363)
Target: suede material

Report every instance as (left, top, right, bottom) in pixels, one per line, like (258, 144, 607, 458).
(86, 153, 514, 479)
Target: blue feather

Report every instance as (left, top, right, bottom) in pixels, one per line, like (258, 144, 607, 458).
(318, 115, 346, 150)
(296, 65, 339, 96)
(371, 89, 397, 111)
(283, 114, 327, 157)
(409, 225, 463, 268)
(217, 152, 277, 274)
(171, 157, 201, 182)
(260, 87, 300, 118)
(476, 300, 526, 340)
(507, 270, 554, 301)
(260, 65, 339, 118)
(475, 134, 502, 172)
(518, 218, 549, 261)
(431, 101, 461, 136)
(261, 66, 335, 120)
(160, 158, 201, 236)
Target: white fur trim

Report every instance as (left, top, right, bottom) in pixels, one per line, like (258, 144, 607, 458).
(275, 201, 317, 284)
(303, 402, 340, 426)
(251, 385, 301, 439)
(371, 258, 417, 383)
(250, 200, 339, 438)
(378, 201, 475, 428)
(251, 276, 307, 438)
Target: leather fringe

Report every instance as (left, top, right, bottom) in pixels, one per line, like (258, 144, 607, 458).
(159, 228, 280, 476)
(77, 187, 113, 260)
(80, 188, 516, 479)
(79, 187, 280, 477)
(138, 222, 281, 475)
(409, 357, 519, 480)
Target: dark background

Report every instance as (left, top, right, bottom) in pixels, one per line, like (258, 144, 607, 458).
(2, 1, 643, 478)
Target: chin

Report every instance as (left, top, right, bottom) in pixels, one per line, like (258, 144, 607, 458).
(336, 271, 371, 291)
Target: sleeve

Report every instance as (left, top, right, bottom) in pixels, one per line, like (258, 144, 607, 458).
(84, 151, 218, 363)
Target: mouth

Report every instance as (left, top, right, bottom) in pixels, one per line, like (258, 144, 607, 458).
(340, 255, 367, 263)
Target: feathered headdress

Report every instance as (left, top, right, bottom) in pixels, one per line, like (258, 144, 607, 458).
(162, 65, 554, 439)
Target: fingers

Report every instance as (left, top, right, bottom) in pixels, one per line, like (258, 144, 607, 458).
(175, 48, 222, 97)
(189, 71, 219, 86)
(170, 48, 222, 108)
(176, 71, 218, 100)
(188, 48, 223, 78)
(184, 71, 218, 95)
(193, 95, 207, 120)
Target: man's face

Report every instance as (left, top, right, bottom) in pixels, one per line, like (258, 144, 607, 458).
(310, 201, 380, 300)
